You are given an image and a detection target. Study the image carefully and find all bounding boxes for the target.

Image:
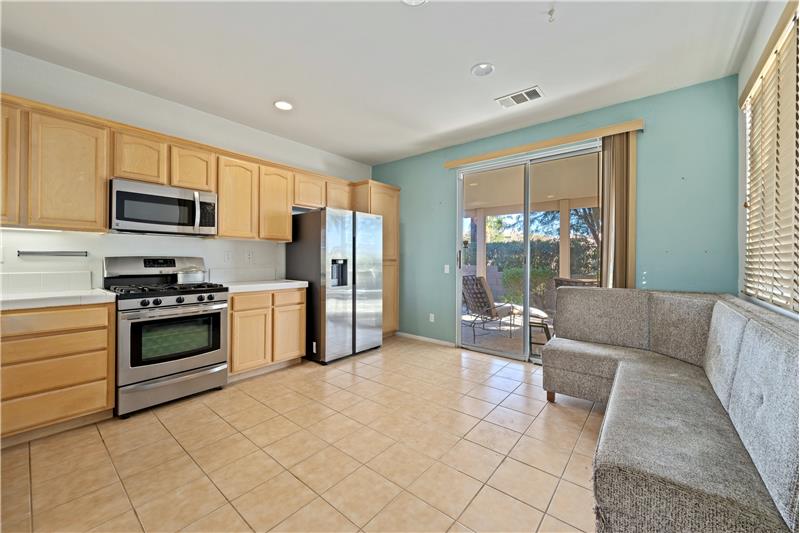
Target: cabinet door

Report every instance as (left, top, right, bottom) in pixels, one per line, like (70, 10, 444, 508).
(382, 261, 399, 334)
(260, 165, 293, 241)
(170, 145, 216, 191)
(1, 105, 20, 225)
(273, 304, 305, 361)
(294, 173, 326, 208)
(218, 156, 259, 239)
(371, 186, 399, 261)
(326, 180, 351, 209)
(231, 308, 272, 373)
(113, 131, 168, 184)
(29, 113, 108, 231)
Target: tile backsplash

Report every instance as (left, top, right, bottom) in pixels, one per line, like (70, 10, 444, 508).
(0, 229, 285, 291)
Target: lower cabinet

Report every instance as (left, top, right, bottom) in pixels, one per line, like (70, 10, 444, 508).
(230, 288, 306, 374)
(0, 303, 115, 436)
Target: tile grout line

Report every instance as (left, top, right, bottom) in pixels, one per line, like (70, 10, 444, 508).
(95, 422, 148, 533)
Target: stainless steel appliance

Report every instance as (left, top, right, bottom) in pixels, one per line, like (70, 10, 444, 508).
(110, 178, 217, 236)
(104, 256, 228, 415)
(286, 208, 382, 363)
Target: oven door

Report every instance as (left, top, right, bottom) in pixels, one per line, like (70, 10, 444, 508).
(111, 178, 217, 235)
(117, 302, 228, 386)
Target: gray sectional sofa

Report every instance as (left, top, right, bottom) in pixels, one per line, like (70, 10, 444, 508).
(542, 288, 798, 532)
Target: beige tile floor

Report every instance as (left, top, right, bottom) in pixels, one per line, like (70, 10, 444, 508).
(1, 336, 603, 533)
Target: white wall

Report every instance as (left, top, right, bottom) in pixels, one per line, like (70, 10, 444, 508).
(736, 1, 789, 292)
(0, 48, 373, 287)
(0, 48, 371, 181)
(1, 229, 284, 288)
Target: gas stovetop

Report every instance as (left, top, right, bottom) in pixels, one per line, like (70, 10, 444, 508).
(109, 282, 227, 299)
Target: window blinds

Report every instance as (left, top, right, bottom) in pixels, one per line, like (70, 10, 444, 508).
(743, 16, 799, 313)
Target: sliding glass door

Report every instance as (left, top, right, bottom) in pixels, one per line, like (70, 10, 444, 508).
(456, 142, 601, 361)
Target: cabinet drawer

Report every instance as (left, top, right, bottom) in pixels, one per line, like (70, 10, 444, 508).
(1, 306, 108, 337)
(232, 292, 272, 311)
(2, 380, 108, 435)
(2, 350, 108, 400)
(273, 290, 305, 307)
(1, 329, 108, 365)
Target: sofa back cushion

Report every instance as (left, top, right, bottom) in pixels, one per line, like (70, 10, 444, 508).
(648, 292, 716, 365)
(728, 320, 799, 531)
(704, 301, 749, 409)
(554, 288, 649, 350)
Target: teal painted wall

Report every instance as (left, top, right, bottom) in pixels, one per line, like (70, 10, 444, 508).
(372, 75, 740, 343)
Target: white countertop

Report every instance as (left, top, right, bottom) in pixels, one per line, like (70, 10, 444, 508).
(1, 289, 117, 311)
(225, 280, 309, 294)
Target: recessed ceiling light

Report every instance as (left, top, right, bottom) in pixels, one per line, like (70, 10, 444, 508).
(547, 194, 555, 199)
(471, 63, 495, 77)
(469, 182, 479, 187)
(274, 100, 293, 111)
(402, 0, 427, 5)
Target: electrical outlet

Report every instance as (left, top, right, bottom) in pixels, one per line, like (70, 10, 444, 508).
(245, 249, 254, 264)
(443, 264, 450, 274)
(223, 251, 233, 264)
(429, 313, 435, 323)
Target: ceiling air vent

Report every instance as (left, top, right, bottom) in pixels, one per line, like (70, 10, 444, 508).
(495, 86, 543, 108)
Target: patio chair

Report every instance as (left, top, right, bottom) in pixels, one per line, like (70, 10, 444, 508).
(461, 275, 515, 343)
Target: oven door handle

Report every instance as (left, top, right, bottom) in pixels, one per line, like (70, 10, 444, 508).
(120, 303, 228, 321)
(123, 363, 228, 392)
(193, 191, 201, 233)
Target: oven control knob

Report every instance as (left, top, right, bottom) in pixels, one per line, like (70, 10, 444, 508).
(207, 294, 215, 301)
(152, 298, 162, 306)
(176, 296, 185, 304)
(197, 295, 206, 302)
(140, 299, 150, 307)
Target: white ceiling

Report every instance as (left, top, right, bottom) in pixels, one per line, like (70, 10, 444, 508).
(1, 1, 763, 166)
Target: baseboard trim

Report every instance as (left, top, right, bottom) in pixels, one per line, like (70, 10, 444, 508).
(395, 331, 455, 347)
(2, 410, 114, 448)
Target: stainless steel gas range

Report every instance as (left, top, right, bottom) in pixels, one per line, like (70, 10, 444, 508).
(104, 256, 228, 416)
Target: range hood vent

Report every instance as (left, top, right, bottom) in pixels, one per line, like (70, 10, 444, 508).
(495, 86, 543, 108)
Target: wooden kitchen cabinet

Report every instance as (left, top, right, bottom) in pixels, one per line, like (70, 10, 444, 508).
(113, 131, 168, 184)
(218, 156, 259, 239)
(382, 260, 399, 334)
(170, 144, 216, 191)
(352, 180, 401, 335)
(229, 288, 306, 374)
(326, 179, 351, 209)
(29, 112, 109, 232)
(260, 165, 293, 241)
(294, 172, 326, 208)
(1, 104, 21, 225)
(0, 303, 115, 436)
(231, 307, 272, 373)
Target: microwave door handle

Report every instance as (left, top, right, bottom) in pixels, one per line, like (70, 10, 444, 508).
(193, 191, 200, 233)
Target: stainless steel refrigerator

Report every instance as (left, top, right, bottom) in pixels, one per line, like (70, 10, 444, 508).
(286, 208, 383, 363)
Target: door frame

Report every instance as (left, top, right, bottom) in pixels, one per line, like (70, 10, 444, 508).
(454, 139, 602, 361)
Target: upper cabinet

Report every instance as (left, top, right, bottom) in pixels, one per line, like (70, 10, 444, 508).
(353, 180, 400, 262)
(294, 172, 326, 208)
(326, 179, 352, 210)
(218, 156, 259, 239)
(113, 131, 168, 184)
(29, 112, 108, 232)
(1, 105, 20, 225)
(171, 145, 216, 191)
(260, 165, 293, 242)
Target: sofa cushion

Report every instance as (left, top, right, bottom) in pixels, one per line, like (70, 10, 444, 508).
(595, 357, 788, 532)
(542, 337, 662, 379)
(554, 288, 650, 350)
(703, 301, 749, 409)
(728, 320, 799, 532)
(648, 292, 716, 365)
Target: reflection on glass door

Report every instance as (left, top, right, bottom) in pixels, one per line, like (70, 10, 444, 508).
(460, 164, 526, 360)
(528, 153, 601, 358)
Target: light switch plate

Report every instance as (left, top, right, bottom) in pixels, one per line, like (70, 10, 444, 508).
(443, 264, 450, 274)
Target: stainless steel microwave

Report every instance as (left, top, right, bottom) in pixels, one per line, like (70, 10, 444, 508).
(110, 178, 217, 236)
